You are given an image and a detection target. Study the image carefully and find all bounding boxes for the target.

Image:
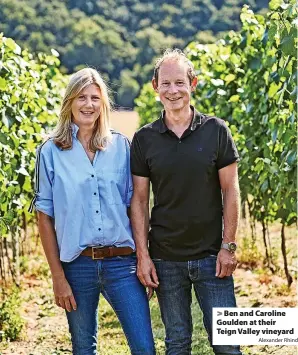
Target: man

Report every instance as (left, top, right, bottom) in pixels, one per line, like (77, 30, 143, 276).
(130, 48, 242, 355)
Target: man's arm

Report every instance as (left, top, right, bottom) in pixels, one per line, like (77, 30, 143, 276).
(216, 162, 240, 278)
(130, 175, 159, 298)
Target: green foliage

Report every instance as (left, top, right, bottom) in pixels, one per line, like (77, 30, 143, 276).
(96, 292, 213, 354)
(0, 0, 268, 107)
(0, 35, 67, 235)
(135, 83, 163, 127)
(135, 0, 296, 225)
(0, 287, 24, 340)
(117, 70, 140, 108)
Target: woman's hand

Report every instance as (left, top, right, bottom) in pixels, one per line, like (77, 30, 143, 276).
(37, 212, 77, 312)
(52, 274, 77, 312)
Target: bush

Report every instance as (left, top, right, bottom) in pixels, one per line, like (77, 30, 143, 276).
(0, 287, 24, 341)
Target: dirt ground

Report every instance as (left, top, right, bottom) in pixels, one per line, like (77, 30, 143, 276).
(0, 258, 297, 355)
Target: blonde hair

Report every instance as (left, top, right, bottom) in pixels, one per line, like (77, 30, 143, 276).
(153, 48, 196, 85)
(52, 68, 112, 151)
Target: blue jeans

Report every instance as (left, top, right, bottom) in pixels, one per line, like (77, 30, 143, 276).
(153, 256, 242, 355)
(62, 254, 155, 355)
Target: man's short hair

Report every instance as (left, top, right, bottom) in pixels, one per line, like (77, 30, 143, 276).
(153, 48, 196, 85)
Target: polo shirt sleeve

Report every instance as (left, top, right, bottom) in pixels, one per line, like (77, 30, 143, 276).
(34, 143, 54, 218)
(124, 137, 133, 207)
(130, 133, 150, 177)
(216, 121, 240, 170)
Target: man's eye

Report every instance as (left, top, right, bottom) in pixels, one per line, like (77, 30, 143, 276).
(92, 97, 100, 100)
(162, 83, 170, 86)
(177, 81, 184, 85)
(78, 96, 85, 99)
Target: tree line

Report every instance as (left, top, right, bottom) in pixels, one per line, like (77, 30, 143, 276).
(0, 0, 268, 107)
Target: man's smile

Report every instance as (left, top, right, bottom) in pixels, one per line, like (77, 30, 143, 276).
(167, 97, 181, 101)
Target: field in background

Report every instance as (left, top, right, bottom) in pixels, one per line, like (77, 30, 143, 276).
(110, 111, 140, 140)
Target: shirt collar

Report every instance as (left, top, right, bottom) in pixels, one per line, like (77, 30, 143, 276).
(158, 112, 168, 133)
(71, 122, 79, 137)
(158, 105, 202, 133)
(190, 106, 202, 131)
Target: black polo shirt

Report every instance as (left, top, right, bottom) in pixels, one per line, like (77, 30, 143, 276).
(131, 106, 239, 261)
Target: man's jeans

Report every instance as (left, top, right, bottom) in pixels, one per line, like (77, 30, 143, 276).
(153, 255, 242, 355)
(62, 254, 155, 355)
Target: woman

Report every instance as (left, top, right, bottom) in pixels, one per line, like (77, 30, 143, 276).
(30, 68, 155, 355)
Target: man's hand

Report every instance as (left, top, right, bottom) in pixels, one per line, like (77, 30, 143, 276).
(215, 249, 237, 278)
(52, 275, 77, 312)
(137, 255, 159, 299)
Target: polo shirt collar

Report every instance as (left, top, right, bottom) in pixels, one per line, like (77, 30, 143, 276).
(190, 106, 202, 131)
(159, 112, 168, 133)
(158, 105, 202, 133)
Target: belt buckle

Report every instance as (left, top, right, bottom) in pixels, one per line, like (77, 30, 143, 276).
(92, 246, 105, 260)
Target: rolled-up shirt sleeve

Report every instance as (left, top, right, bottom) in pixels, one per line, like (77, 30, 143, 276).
(34, 144, 54, 218)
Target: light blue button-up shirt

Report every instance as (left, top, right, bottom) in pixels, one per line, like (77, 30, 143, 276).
(32, 124, 135, 262)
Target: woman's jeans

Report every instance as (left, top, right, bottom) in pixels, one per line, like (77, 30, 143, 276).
(62, 254, 155, 355)
(153, 255, 243, 355)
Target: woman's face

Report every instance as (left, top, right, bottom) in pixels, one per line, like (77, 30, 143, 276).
(71, 84, 101, 129)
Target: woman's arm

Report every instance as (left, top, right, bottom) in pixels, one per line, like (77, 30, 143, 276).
(38, 211, 77, 312)
(130, 175, 159, 299)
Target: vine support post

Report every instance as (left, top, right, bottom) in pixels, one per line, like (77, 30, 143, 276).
(11, 225, 20, 287)
(281, 222, 292, 288)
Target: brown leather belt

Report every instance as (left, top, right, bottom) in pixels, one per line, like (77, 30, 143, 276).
(81, 246, 134, 260)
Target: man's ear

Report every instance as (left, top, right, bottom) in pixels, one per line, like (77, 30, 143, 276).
(191, 77, 198, 92)
(152, 78, 158, 92)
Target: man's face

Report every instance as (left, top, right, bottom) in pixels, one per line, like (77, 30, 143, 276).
(152, 59, 197, 112)
(71, 84, 101, 129)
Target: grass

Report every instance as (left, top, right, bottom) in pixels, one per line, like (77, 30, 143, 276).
(98, 291, 213, 355)
(237, 221, 297, 277)
(0, 221, 296, 354)
(97, 221, 297, 355)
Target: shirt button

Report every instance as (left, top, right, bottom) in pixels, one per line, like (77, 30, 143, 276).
(91, 174, 94, 177)
(98, 228, 101, 231)
(94, 192, 97, 195)
(96, 210, 99, 213)
(179, 141, 181, 144)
